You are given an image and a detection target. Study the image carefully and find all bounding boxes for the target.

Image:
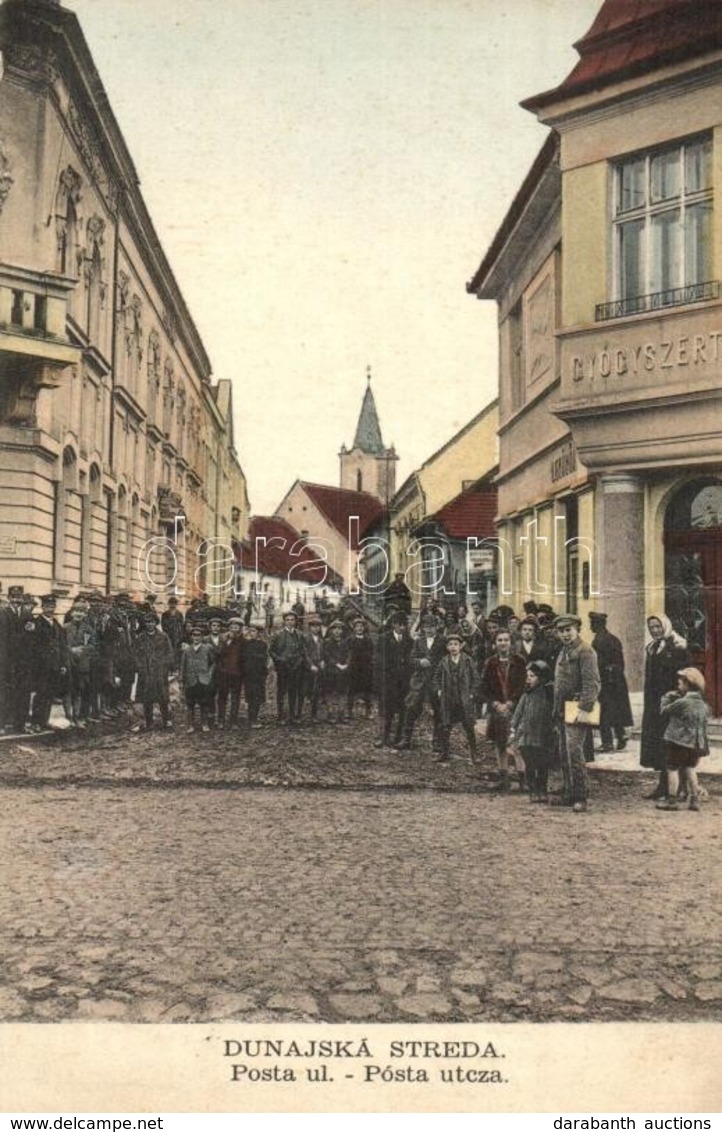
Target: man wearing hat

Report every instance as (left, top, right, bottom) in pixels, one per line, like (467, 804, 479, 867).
(216, 617, 245, 727)
(397, 610, 447, 751)
(30, 595, 70, 731)
(552, 614, 601, 811)
(0, 586, 17, 731)
(589, 612, 633, 753)
(269, 610, 305, 724)
(161, 596, 186, 671)
(432, 631, 481, 763)
(0, 587, 32, 732)
(374, 611, 412, 748)
(346, 617, 374, 720)
(301, 613, 326, 722)
(133, 613, 174, 730)
(8, 592, 37, 733)
(323, 619, 351, 723)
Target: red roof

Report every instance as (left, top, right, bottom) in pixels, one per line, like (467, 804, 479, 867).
(300, 482, 384, 548)
(239, 516, 341, 588)
(426, 482, 498, 541)
(524, 0, 722, 111)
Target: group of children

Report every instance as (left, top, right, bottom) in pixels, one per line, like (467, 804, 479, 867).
(508, 657, 710, 810)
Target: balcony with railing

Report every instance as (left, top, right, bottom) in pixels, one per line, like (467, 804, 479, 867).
(595, 280, 720, 322)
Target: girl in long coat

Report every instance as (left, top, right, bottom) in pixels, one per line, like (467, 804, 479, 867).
(640, 613, 689, 799)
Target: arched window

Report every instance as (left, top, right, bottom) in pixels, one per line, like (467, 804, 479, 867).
(356, 469, 363, 492)
(665, 480, 722, 531)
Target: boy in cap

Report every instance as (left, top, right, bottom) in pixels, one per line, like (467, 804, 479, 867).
(180, 624, 216, 732)
(301, 614, 325, 722)
(552, 614, 601, 812)
(269, 611, 305, 724)
(432, 631, 481, 763)
(243, 623, 269, 727)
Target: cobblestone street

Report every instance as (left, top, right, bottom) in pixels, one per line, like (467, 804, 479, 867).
(1, 713, 721, 1025)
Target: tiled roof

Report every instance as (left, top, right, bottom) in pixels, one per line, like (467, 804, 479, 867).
(240, 515, 341, 587)
(524, 0, 722, 111)
(425, 482, 498, 541)
(300, 482, 384, 546)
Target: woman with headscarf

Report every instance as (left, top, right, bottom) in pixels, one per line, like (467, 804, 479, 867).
(640, 614, 689, 800)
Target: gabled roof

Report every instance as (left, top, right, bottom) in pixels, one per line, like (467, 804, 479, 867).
(421, 478, 498, 541)
(300, 481, 383, 546)
(466, 137, 559, 298)
(352, 382, 385, 455)
(241, 515, 341, 587)
(523, 0, 722, 113)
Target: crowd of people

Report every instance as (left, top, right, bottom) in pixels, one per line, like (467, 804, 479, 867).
(0, 583, 711, 814)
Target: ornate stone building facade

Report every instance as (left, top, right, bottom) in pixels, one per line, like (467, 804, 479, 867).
(469, 0, 722, 709)
(0, 0, 249, 601)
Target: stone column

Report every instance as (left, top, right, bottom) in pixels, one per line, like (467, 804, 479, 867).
(598, 474, 646, 692)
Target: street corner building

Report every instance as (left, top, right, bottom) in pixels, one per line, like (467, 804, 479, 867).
(0, 0, 250, 604)
(467, 0, 722, 712)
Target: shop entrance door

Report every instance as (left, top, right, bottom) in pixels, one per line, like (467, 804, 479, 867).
(664, 481, 722, 716)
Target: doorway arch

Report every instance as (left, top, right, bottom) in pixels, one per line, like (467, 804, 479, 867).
(664, 478, 722, 714)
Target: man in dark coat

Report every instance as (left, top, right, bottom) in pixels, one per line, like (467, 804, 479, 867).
(398, 610, 447, 751)
(269, 610, 305, 724)
(30, 595, 70, 731)
(161, 596, 186, 671)
(589, 611, 634, 752)
(346, 618, 374, 720)
(432, 631, 481, 763)
(9, 592, 37, 733)
(1, 588, 24, 730)
(374, 611, 412, 748)
(133, 613, 174, 730)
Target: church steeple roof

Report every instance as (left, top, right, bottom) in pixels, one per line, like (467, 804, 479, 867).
(352, 367, 385, 455)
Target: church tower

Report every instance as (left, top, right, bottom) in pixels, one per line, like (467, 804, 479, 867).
(339, 368, 398, 505)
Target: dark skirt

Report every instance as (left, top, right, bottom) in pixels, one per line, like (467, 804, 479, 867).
(665, 741, 701, 770)
(519, 744, 557, 770)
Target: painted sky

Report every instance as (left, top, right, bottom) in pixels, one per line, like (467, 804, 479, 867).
(69, 0, 602, 513)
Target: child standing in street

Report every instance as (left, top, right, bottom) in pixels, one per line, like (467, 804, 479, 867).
(510, 660, 556, 803)
(179, 625, 216, 733)
(656, 667, 710, 812)
(244, 623, 269, 728)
